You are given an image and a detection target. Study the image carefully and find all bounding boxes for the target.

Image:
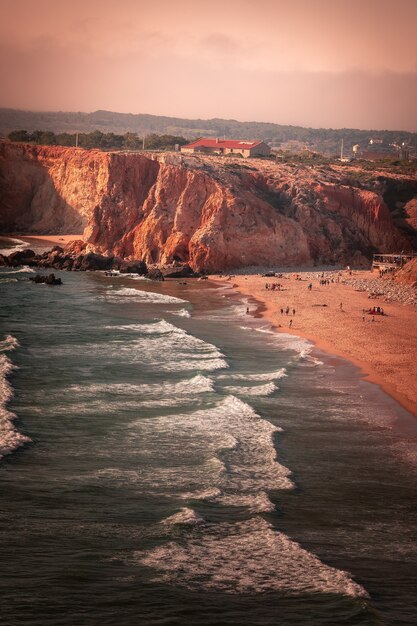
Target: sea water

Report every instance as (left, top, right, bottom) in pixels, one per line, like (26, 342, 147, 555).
(0, 266, 417, 625)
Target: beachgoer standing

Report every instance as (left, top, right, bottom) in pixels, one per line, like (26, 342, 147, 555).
(289, 319, 293, 328)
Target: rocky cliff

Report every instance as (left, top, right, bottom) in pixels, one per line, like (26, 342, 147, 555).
(1, 142, 416, 271)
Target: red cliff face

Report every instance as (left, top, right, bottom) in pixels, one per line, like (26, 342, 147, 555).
(1, 142, 415, 271)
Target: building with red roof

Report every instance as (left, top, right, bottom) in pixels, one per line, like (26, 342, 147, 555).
(181, 137, 271, 158)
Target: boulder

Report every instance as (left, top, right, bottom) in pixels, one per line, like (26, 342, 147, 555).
(61, 259, 74, 270)
(50, 245, 64, 254)
(147, 268, 164, 281)
(7, 249, 36, 266)
(64, 240, 87, 256)
(162, 264, 197, 279)
(118, 259, 148, 275)
(79, 252, 114, 271)
(0, 254, 8, 266)
(29, 273, 62, 285)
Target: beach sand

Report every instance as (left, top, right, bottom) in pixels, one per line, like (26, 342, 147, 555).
(17, 234, 83, 247)
(215, 271, 417, 419)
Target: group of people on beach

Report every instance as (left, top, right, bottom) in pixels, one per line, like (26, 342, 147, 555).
(367, 306, 385, 316)
(265, 283, 281, 290)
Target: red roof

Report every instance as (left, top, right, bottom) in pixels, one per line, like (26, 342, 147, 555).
(182, 138, 264, 150)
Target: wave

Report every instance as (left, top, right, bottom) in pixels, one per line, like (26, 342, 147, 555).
(239, 325, 324, 366)
(67, 374, 214, 399)
(0, 237, 28, 256)
(53, 320, 228, 373)
(0, 337, 30, 459)
(0, 266, 35, 274)
(218, 367, 287, 382)
(222, 382, 278, 397)
(129, 395, 292, 494)
(170, 308, 191, 318)
(103, 287, 187, 304)
(0, 335, 19, 352)
(135, 517, 368, 597)
(161, 507, 204, 527)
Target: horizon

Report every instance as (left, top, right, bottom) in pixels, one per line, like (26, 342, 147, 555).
(2, 105, 417, 136)
(1, 0, 416, 132)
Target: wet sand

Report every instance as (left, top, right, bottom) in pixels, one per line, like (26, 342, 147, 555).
(215, 271, 417, 419)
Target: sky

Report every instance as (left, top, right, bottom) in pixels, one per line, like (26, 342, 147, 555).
(0, 0, 416, 131)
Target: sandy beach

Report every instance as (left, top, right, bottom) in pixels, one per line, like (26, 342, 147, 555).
(215, 270, 417, 419)
(17, 234, 83, 247)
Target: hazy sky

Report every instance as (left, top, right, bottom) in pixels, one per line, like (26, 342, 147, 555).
(1, 0, 416, 130)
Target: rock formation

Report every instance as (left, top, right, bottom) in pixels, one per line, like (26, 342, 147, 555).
(394, 258, 417, 288)
(1, 141, 416, 272)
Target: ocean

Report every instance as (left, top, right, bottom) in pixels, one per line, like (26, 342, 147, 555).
(1, 262, 417, 625)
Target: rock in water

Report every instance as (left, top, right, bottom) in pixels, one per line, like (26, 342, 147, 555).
(7, 249, 36, 266)
(147, 268, 164, 281)
(29, 273, 62, 285)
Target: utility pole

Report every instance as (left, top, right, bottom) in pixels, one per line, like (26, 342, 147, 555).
(340, 138, 344, 160)
(142, 136, 145, 150)
(75, 132, 79, 148)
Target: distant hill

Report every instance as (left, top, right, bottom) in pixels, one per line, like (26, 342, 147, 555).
(1, 107, 416, 155)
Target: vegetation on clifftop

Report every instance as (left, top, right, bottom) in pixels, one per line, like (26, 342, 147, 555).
(7, 129, 188, 151)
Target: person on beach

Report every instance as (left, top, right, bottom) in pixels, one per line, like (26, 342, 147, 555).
(246, 307, 249, 314)
(292, 308, 295, 315)
(340, 302, 343, 310)
(285, 306, 289, 315)
(280, 308, 284, 315)
(289, 319, 293, 328)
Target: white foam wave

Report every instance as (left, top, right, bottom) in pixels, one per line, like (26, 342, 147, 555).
(0, 341, 30, 459)
(214, 491, 275, 513)
(222, 382, 278, 397)
(0, 335, 19, 352)
(0, 278, 18, 283)
(54, 321, 228, 373)
(218, 368, 287, 382)
(161, 507, 204, 527)
(2, 266, 35, 274)
(136, 517, 368, 597)
(170, 308, 191, 318)
(119, 274, 149, 280)
(0, 237, 28, 255)
(103, 287, 187, 304)
(129, 395, 292, 494)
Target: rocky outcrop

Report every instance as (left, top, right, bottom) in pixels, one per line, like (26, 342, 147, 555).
(394, 258, 417, 288)
(29, 273, 62, 285)
(1, 142, 416, 271)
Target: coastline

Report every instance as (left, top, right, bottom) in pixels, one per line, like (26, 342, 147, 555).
(12, 234, 83, 247)
(213, 272, 417, 419)
(0, 234, 83, 256)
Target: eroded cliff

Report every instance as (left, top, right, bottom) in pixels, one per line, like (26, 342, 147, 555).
(1, 142, 416, 271)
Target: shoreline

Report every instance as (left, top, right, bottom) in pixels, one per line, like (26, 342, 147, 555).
(213, 273, 417, 419)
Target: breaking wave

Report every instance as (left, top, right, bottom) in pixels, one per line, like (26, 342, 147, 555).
(136, 517, 368, 597)
(222, 382, 278, 397)
(103, 287, 187, 304)
(0, 336, 30, 459)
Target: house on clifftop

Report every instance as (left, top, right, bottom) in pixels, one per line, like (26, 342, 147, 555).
(181, 138, 271, 158)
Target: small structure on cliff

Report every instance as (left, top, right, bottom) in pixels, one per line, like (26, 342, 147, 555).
(181, 138, 271, 158)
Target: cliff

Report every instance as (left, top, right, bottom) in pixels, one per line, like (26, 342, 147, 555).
(1, 142, 416, 271)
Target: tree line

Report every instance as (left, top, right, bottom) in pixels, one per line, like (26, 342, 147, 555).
(7, 130, 189, 151)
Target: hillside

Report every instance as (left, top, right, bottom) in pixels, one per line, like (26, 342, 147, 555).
(1, 142, 416, 272)
(1, 108, 417, 156)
